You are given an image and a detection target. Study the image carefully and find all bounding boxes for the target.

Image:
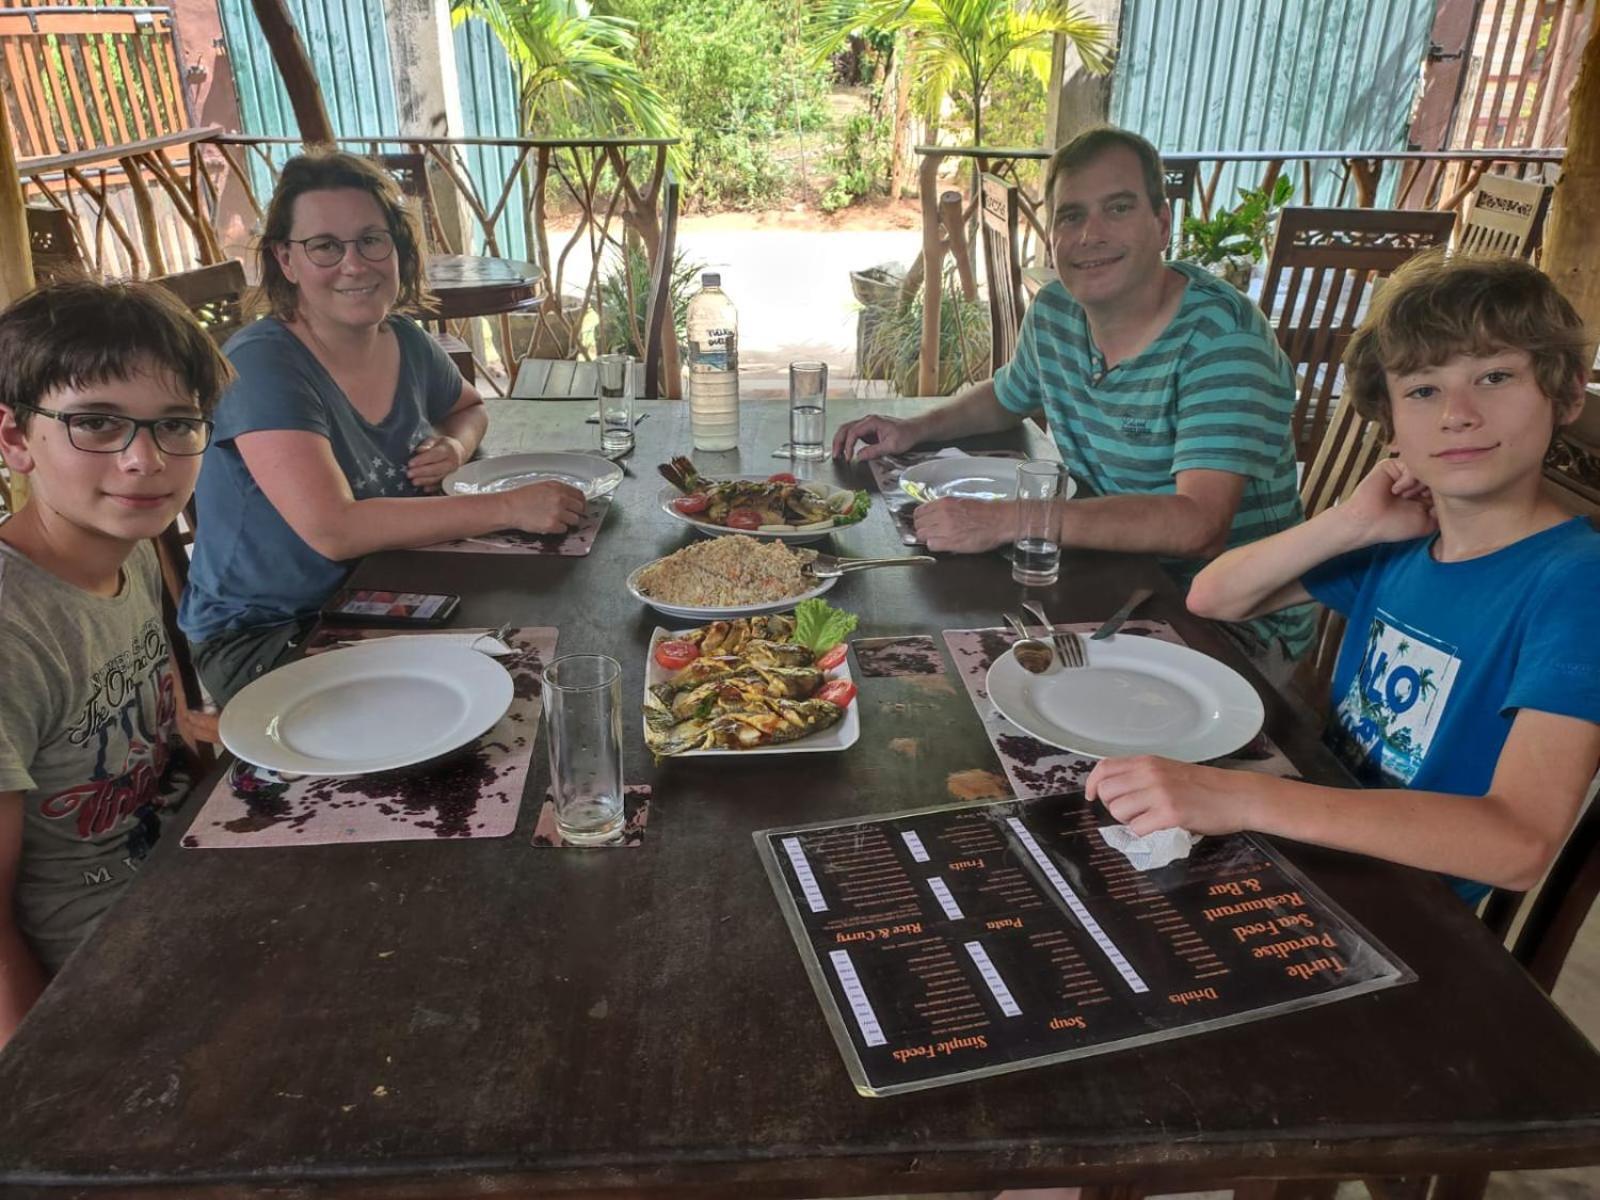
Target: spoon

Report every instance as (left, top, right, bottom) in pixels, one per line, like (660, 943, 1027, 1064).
(1003, 613, 1055, 675)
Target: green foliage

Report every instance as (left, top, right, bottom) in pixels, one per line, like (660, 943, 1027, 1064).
(596, 238, 705, 359)
(863, 268, 992, 396)
(820, 111, 891, 213)
(1178, 175, 1295, 266)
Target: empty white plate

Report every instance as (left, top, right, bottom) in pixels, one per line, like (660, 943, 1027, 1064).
(220, 640, 514, 776)
(900, 456, 1078, 503)
(444, 452, 622, 499)
(984, 634, 1262, 762)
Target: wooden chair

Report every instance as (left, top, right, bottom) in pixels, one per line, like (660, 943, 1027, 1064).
(1258, 207, 1454, 461)
(26, 205, 83, 283)
(1455, 172, 1553, 260)
(152, 260, 249, 346)
(152, 512, 215, 771)
(513, 172, 681, 401)
(980, 173, 1025, 373)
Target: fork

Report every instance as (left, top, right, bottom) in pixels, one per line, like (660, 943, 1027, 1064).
(1021, 599, 1085, 669)
(802, 552, 935, 580)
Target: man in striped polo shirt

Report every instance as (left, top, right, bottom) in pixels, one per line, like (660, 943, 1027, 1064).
(833, 125, 1313, 663)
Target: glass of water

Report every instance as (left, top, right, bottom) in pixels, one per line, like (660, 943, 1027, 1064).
(542, 654, 624, 845)
(788, 360, 828, 461)
(1013, 460, 1067, 587)
(597, 354, 634, 455)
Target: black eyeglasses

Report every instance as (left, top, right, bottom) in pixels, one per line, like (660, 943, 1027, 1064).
(284, 230, 396, 268)
(12, 401, 213, 456)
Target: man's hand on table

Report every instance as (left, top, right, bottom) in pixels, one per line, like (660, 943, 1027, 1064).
(407, 435, 469, 490)
(1085, 756, 1260, 837)
(831, 413, 926, 462)
(913, 498, 1018, 553)
(497, 479, 587, 534)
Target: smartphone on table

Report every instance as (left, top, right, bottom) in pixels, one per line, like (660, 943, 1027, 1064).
(321, 588, 461, 626)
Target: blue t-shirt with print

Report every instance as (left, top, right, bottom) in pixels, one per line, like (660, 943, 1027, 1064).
(179, 316, 462, 643)
(1302, 517, 1600, 904)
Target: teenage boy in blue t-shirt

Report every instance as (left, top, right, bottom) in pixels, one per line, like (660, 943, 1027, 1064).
(1086, 252, 1600, 903)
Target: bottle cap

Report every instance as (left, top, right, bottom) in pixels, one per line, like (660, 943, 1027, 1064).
(702, 272, 721, 287)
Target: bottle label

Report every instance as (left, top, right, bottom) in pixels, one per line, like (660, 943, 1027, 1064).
(689, 329, 738, 372)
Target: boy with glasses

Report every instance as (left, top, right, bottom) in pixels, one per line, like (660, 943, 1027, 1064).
(0, 280, 230, 1045)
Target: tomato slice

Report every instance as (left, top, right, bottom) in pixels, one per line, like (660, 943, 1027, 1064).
(673, 493, 710, 515)
(767, 471, 797, 484)
(725, 508, 763, 530)
(815, 643, 849, 672)
(653, 639, 701, 672)
(818, 679, 857, 708)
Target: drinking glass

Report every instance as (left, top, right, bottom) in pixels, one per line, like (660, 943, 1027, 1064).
(788, 360, 828, 461)
(597, 354, 634, 455)
(1012, 460, 1067, 587)
(542, 654, 625, 845)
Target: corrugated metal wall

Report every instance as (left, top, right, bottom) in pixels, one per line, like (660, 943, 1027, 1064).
(452, 14, 529, 259)
(1111, 0, 1437, 208)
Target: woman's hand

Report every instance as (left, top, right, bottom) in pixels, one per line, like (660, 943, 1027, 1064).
(406, 436, 469, 491)
(498, 480, 587, 534)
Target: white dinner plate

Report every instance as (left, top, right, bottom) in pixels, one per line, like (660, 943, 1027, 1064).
(644, 627, 860, 756)
(900, 455, 1078, 503)
(444, 452, 623, 499)
(657, 479, 866, 543)
(984, 635, 1263, 762)
(220, 640, 514, 776)
(626, 560, 837, 621)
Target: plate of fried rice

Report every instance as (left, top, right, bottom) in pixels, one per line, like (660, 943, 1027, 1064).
(626, 534, 837, 619)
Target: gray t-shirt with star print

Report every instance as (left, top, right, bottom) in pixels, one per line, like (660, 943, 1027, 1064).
(179, 315, 462, 644)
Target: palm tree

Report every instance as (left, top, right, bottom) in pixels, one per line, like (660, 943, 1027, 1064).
(450, 0, 676, 139)
(815, 0, 1111, 150)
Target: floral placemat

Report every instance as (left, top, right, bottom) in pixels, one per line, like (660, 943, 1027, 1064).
(943, 619, 1299, 799)
(182, 625, 556, 848)
(532, 785, 651, 848)
(851, 634, 945, 678)
(417, 497, 611, 556)
(866, 449, 1027, 545)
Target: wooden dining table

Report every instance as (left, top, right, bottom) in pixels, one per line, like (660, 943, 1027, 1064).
(3, 396, 1600, 1198)
(424, 253, 543, 322)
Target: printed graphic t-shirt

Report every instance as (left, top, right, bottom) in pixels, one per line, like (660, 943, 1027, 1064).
(1302, 517, 1600, 902)
(179, 315, 463, 644)
(993, 262, 1313, 655)
(0, 537, 191, 972)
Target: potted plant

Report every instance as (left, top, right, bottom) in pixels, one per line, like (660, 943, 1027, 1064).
(1178, 176, 1294, 290)
(861, 267, 992, 396)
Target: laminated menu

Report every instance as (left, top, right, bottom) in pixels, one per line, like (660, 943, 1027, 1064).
(756, 794, 1412, 1096)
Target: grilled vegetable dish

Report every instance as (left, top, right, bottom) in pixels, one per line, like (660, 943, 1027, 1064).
(644, 612, 857, 755)
(660, 457, 869, 532)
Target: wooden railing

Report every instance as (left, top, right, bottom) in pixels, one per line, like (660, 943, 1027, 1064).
(909, 144, 1566, 396)
(14, 132, 679, 394)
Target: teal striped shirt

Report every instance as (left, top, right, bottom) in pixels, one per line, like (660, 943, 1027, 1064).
(994, 262, 1314, 656)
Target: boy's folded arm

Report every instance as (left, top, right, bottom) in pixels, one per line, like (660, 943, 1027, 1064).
(1187, 509, 1364, 621)
(1246, 709, 1600, 892)
(0, 792, 47, 1051)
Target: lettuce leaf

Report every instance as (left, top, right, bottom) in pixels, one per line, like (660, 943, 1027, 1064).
(792, 599, 859, 653)
(830, 489, 870, 525)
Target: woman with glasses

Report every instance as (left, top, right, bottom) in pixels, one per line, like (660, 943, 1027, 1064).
(179, 150, 584, 705)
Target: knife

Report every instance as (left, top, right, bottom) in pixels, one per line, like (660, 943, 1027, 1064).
(1090, 586, 1154, 640)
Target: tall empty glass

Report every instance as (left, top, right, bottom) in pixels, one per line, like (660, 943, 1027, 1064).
(597, 354, 634, 455)
(788, 360, 828, 461)
(542, 654, 624, 845)
(1013, 460, 1067, 587)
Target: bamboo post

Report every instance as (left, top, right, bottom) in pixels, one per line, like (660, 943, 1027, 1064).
(1545, 14, 1600, 447)
(940, 189, 976, 302)
(250, 0, 335, 145)
(917, 152, 944, 397)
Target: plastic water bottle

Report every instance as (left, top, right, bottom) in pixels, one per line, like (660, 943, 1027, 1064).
(685, 272, 739, 451)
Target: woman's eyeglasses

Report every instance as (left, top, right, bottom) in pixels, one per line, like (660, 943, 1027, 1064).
(12, 401, 213, 456)
(285, 230, 396, 268)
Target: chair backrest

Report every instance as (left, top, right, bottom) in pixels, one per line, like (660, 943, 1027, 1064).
(151, 512, 214, 770)
(372, 152, 442, 249)
(1300, 391, 1389, 520)
(1456, 173, 1552, 260)
(643, 172, 681, 401)
(1258, 206, 1455, 460)
(979, 173, 1024, 374)
(26, 205, 83, 283)
(153, 260, 248, 345)
(1511, 791, 1600, 993)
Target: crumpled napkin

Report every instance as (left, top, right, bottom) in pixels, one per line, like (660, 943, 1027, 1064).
(1098, 824, 1202, 871)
